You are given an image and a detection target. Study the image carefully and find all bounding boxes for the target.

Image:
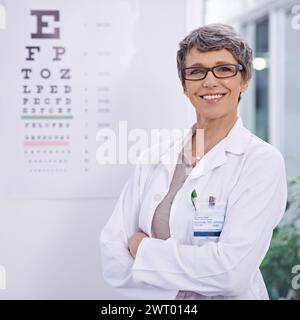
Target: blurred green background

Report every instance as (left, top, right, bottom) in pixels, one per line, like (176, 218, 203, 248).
(261, 177, 300, 300)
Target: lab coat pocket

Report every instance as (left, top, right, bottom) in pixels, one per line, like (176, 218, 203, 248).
(192, 202, 227, 245)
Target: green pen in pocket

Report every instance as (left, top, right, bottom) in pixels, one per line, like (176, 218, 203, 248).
(191, 189, 198, 211)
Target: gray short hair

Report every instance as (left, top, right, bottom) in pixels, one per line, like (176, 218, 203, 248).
(177, 23, 253, 90)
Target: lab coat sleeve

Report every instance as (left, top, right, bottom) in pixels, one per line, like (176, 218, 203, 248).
(131, 147, 287, 296)
(100, 159, 174, 299)
(99, 161, 142, 292)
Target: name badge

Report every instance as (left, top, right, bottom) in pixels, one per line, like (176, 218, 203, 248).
(192, 203, 226, 238)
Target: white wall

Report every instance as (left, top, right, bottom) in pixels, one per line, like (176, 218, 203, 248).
(0, 0, 190, 299)
(0, 198, 119, 299)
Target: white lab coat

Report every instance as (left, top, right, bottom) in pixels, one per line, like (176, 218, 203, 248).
(100, 118, 287, 300)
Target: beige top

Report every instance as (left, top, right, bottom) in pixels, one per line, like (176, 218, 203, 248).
(151, 131, 204, 300)
(151, 124, 198, 239)
(151, 151, 191, 240)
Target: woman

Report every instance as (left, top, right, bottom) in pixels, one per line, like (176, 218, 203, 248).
(100, 24, 287, 299)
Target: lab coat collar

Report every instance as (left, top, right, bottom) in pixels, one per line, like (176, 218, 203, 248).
(159, 117, 252, 179)
(225, 117, 253, 155)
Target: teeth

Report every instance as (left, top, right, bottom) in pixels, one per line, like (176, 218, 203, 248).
(202, 94, 224, 100)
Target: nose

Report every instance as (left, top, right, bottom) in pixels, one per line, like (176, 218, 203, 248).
(202, 70, 218, 88)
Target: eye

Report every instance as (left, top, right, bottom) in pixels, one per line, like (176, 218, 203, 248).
(188, 68, 206, 75)
(216, 65, 235, 73)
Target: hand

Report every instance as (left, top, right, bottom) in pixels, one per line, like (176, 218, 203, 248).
(128, 231, 149, 258)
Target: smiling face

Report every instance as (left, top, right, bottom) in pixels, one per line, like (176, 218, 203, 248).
(184, 48, 249, 122)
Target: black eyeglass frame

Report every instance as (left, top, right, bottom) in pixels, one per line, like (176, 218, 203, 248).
(183, 63, 244, 81)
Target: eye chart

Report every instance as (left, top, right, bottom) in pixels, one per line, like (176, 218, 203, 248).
(0, 0, 185, 199)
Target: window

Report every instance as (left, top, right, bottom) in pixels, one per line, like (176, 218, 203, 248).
(254, 17, 269, 141)
(284, 4, 300, 177)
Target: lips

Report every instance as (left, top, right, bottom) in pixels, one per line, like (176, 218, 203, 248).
(199, 93, 227, 103)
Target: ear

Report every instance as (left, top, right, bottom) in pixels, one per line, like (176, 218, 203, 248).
(240, 80, 249, 93)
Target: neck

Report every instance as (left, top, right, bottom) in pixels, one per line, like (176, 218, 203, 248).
(193, 113, 238, 158)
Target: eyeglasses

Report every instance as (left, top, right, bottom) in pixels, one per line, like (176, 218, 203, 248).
(183, 64, 243, 81)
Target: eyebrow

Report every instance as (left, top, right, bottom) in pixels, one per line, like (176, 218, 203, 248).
(187, 61, 234, 68)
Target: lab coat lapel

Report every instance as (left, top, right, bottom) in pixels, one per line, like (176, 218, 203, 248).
(188, 139, 227, 179)
(188, 118, 252, 178)
(158, 125, 228, 180)
(158, 118, 252, 181)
